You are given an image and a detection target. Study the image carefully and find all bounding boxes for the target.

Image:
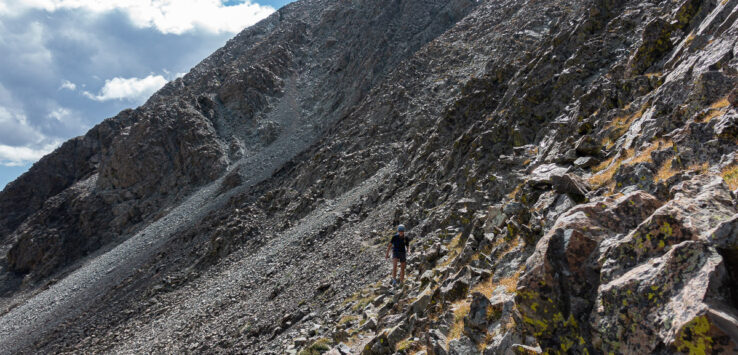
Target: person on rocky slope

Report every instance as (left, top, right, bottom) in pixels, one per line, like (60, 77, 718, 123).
(385, 224, 411, 286)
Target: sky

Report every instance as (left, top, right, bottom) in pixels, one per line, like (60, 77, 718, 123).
(0, 0, 294, 190)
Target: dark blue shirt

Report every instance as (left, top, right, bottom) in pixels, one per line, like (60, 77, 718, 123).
(391, 233, 410, 254)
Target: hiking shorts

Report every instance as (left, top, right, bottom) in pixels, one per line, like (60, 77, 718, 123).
(393, 251, 407, 263)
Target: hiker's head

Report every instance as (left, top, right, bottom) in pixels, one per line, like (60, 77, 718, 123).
(398, 224, 405, 235)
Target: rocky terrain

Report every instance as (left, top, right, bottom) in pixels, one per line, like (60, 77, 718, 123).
(1, 0, 737, 354)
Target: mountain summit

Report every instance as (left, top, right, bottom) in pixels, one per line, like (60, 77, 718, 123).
(1, 0, 737, 353)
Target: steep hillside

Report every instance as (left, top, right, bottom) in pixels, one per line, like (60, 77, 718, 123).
(1, 0, 738, 354)
(0, 0, 476, 287)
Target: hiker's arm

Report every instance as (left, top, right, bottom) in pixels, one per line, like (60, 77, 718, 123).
(385, 243, 391, 259)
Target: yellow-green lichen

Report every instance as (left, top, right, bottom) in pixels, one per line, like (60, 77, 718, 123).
(675, 315, 713, 354)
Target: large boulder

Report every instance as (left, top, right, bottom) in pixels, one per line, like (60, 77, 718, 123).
(527, 164, 569, 188)
(592, 240, 738, 353)
(516, 175, 738, 353)
(464, 292, 492, 342)
(425, 328, 448, 355)
(440, 267, 471, 302)
(515, 191, 663, 352)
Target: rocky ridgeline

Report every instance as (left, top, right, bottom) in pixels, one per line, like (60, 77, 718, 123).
(1, 0, 738, 354)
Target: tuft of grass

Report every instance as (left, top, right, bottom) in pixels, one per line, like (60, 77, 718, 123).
(438, 232, 464, 268)
(338, 315, 359, 327)
(721, 164, 738, 190)
(507, 182, 525, 199)
(589, 156, 623, 188)
(447, 300, 471, 343)
(497, 272, 522, 293)
(602, 136, 616, 149)
(471, 270, 522, 298)
(700, 97, 731, 123)
(625, 140, 665, 165)
(655, 161, 679, 182)
(351, 295, 375, 312)
(299, 338, 332, 355)
(655, 161, 708, 183)
(592, 155, 617, 174)
(590, 139, 671, 188)
(606, 103, 650, 140)
(396, 338, 414, 352)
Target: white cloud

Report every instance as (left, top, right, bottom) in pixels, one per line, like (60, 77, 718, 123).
(0, 100, 60, 166)
(0, 20, 53, 74)
(83, 74, 168, 102)
(47, 107, 71, 121)
(0, 142, 60, 166)
(59, 80, 76, 91)
(0, 0, 275, 35)
(0, 106, 46, 145)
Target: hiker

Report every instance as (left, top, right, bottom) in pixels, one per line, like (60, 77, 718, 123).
(385, 224, 410, 286)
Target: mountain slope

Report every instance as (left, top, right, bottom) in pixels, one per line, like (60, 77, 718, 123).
(0, 0, 476, 286)
(1, 0, 738, 354)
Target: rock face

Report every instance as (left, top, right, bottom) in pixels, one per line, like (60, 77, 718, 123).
(1, 0, 738, 354)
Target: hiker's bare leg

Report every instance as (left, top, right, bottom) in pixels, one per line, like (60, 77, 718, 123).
(391, 258, 398, 280)
(399, 262, 406, 282)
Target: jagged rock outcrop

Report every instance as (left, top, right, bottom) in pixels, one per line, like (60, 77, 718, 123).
(1, 0, 738, 353)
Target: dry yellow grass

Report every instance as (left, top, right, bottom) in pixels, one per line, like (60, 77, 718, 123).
(607, 103, 649, 134)
(702, 109, 726, 123)
(592, 155, 616, 173)
(684, 33, 696, 46)
(589, 156, 622, 188)
(447, 300, 471, 343)
(655, 161, 708, 183)
(507, 182, 524, 199)
(602, 136, 616, 149)
(655, 161, 679, 182)
(438, 232, 464, 268)
(626, 139, 671, 165)
(710, 98, 730, 110)
(690, 162, 710, 173)
(471, 268, 522, 299)
(722, 164, 738, 190)
(590, 139, 672, 188)
(700, 97, 731, 123)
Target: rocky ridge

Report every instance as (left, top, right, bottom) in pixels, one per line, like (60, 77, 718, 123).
(0, 0, 738, 354)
